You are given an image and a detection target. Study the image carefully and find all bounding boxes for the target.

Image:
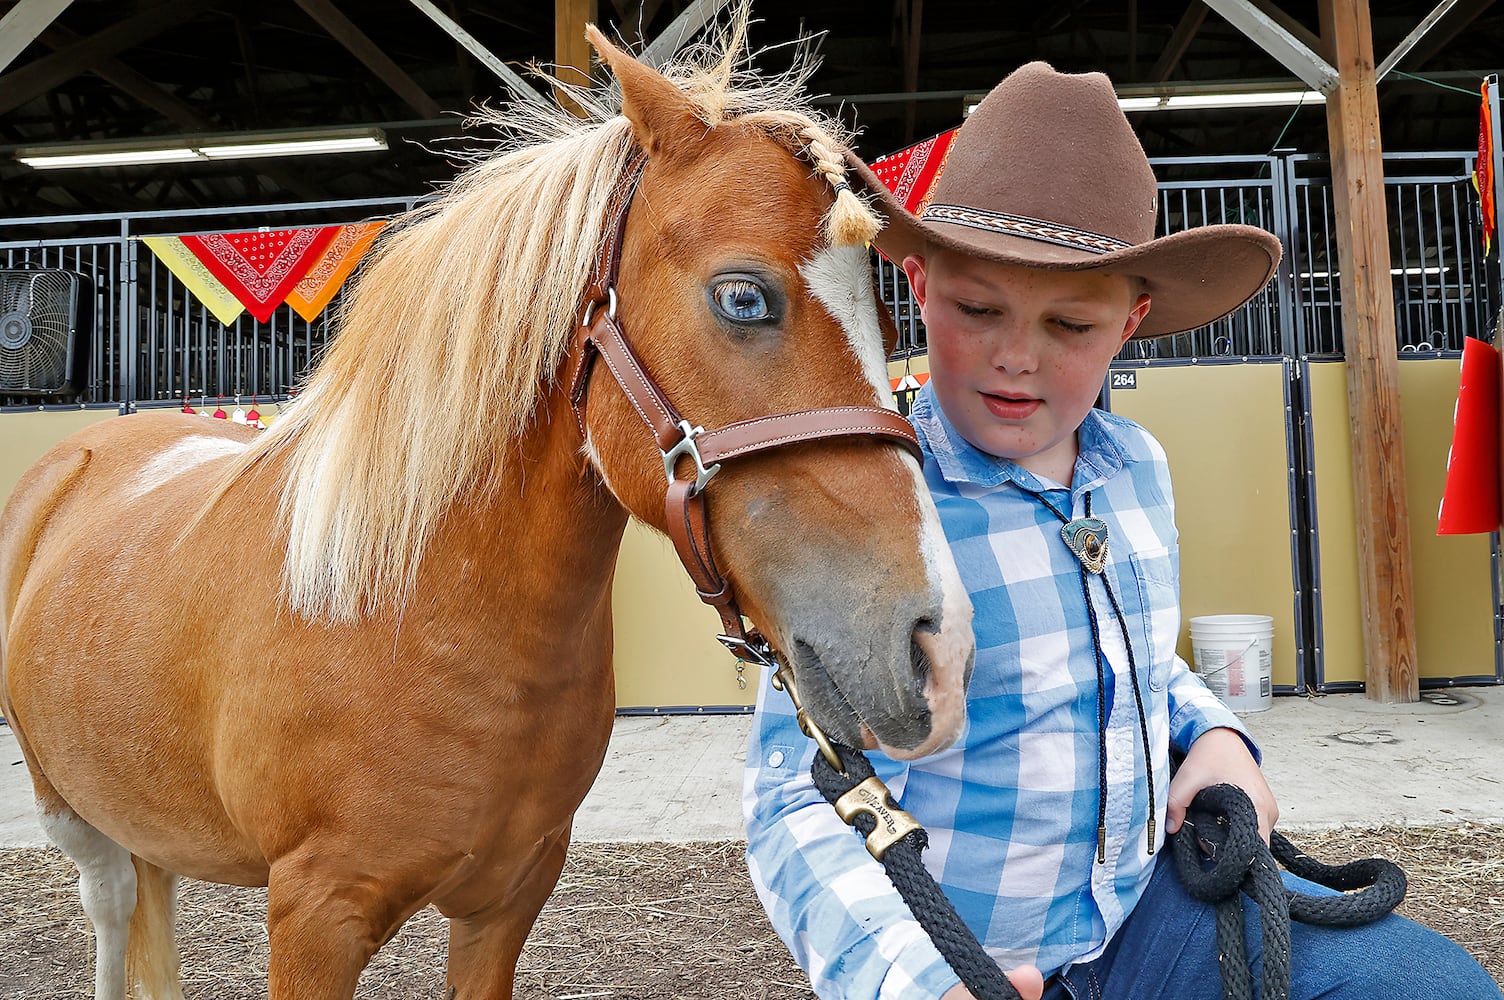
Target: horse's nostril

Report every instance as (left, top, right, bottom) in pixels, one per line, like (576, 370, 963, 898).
(909, 633, 932, 697)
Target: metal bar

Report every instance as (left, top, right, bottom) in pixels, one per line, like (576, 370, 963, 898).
(1375, 0, 1464, 82)
(406, 0, 550, 107)
(0, 0, 76, 74)
(1491, 75, 1503, 308)
(640, 0, 732, 68)
(1199, 0, 1340, 93)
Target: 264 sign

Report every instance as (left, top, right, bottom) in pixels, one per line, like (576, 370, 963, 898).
(1110, 370, 1137, 390)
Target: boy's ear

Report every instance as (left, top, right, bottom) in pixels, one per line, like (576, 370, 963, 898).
(586, 25, 704, 156)
(1119, 292, 1152, 346)
(902, 254, 929, 310)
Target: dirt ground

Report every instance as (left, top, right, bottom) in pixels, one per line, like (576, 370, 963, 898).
(2, 826, 1501, 999)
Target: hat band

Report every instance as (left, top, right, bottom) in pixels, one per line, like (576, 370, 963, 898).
(922, 204, 1133, 255)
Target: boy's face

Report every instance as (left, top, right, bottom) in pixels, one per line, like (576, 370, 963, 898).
(903, 248, 1151, 480)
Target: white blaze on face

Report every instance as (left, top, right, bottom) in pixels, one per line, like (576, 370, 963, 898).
(800, 245, 975, 753)
(800, 244, 893, 411)
(125, 435, 248, 501)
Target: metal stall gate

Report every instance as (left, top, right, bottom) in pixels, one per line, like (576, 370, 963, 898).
(880, 149, 1504, 696)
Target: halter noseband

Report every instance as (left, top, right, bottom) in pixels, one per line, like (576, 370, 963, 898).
(566, 163, 924, 669)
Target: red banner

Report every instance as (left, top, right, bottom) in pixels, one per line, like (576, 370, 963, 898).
(869, 127, 959, 216)
(1475, 79, 1495, 257)
(181, 226, 338, 323)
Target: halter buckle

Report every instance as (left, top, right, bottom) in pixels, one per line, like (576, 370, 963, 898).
(662, 419, 721, 494)
(716, 632, 777, 669)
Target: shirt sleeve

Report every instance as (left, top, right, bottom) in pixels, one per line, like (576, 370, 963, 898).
(743, 666, 963, 1000)
(1165, 649, 1262, 763)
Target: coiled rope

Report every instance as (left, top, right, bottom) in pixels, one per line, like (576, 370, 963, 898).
(811, 748, 1406, 1000)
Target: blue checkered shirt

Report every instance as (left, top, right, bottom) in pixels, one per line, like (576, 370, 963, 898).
(742, 384, 1257, 998)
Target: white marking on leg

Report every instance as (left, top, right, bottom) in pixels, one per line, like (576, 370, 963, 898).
(38, 807, 136, 1000)
(125, 436, 247, 501)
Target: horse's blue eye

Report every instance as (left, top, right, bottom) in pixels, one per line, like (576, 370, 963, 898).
(712, 279, 771, 323)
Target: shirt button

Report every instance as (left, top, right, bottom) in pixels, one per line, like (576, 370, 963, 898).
(768, 750, 786, 767)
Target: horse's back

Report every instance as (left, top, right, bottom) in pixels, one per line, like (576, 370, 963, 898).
(1, 412, 257, 638)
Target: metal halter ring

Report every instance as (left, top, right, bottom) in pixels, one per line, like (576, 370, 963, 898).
(581, 286, 618, 329)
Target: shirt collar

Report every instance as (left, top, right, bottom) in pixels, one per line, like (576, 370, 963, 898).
(909, 382, 1126, 494)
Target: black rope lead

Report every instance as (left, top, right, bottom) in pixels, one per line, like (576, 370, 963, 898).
(1170, 783, 1408, 1000)
(811, 742, 1024, 1000)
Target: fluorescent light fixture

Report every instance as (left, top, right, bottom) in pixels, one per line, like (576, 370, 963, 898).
(13, 128, 386, 169)
(199, 134, 387, 159)
(1162, 90, 1324, 110)
(18, 148, 205, 169)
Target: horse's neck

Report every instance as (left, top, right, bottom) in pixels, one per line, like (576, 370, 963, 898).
(429, 390, 628, 621)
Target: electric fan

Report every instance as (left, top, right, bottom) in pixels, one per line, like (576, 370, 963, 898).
(0, 269, 91, 396)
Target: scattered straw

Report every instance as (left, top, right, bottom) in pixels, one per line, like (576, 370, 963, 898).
(2, 830, 1500, 998)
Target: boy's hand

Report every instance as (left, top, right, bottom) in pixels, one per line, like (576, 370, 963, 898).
(1166, 727, 1278, 842)
(941, 963, 1044, 1000)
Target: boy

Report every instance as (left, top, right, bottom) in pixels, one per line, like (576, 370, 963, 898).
(743, 62, 1500, 1000)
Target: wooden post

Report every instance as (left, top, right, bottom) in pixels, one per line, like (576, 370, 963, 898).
(1318, 0, 1420, 702)
(555, 0, 598, 114)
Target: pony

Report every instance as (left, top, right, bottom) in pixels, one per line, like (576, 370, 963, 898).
(0, 21, 974, 1000)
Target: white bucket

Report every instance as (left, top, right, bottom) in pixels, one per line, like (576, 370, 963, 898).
(1188, 614, 1274, 713)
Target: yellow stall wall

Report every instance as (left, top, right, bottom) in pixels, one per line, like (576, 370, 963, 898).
(611, 521, 752, 709)
(1306, 359, 1496, 686)
(1108, 362, 1302, 690)
(1, 408, 119, 502)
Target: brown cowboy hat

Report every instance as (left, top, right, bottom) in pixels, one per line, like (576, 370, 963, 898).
(845, 61, 1283, 339)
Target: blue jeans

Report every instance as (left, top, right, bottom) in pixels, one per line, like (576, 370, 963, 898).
(1046, 853, 1501, 1000)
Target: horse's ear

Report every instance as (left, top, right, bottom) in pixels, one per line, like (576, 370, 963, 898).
(587, 25, 703, 155)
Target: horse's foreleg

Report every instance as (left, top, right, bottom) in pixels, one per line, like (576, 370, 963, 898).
(441, 833, 570, 999)
(37, 804, 139, 1000)
(265, 857, 398, 1000)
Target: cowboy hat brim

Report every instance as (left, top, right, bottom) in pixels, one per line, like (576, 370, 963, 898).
(845, 151, 1282, 340)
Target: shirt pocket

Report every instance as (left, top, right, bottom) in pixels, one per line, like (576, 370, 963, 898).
(1129, 546, 1178, 692)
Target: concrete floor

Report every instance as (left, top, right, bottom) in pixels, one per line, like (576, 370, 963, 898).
(3, 686, 1503, 850)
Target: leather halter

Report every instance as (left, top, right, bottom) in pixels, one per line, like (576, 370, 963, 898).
(566, 164, 924, 667)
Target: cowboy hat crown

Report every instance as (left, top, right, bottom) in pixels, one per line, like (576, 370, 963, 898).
(849, 61, 1282, 339)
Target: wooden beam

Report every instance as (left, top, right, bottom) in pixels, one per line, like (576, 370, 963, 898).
(555, 0, 597, 91)
(0, 0, 76, 74)
(293, 0, 443, 119)
(1151, 4, 1207, 82)
(1201, 0, 1338, 93)
(1318, 0, 1420, 703)
(33, 24, 325, 201)
(38, 24, 215, 131)
(0, 0, 216, 116)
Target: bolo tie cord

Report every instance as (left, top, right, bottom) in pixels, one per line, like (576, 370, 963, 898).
(1041, 490, 1158, 863)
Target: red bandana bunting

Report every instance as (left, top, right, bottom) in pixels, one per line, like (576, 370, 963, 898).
(181, 226, 338, 323)
(285, 221, 386, 322)
(1475, 80, 1497, 256)
(869, 127, 959, 216)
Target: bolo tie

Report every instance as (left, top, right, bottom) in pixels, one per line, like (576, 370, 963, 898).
(1031, 489, 1158, 863)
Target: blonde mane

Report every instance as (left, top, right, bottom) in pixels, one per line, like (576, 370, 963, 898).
(217, 12, 881, 623)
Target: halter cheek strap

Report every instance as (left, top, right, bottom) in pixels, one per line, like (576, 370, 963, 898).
(566, 162, 923, 661)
